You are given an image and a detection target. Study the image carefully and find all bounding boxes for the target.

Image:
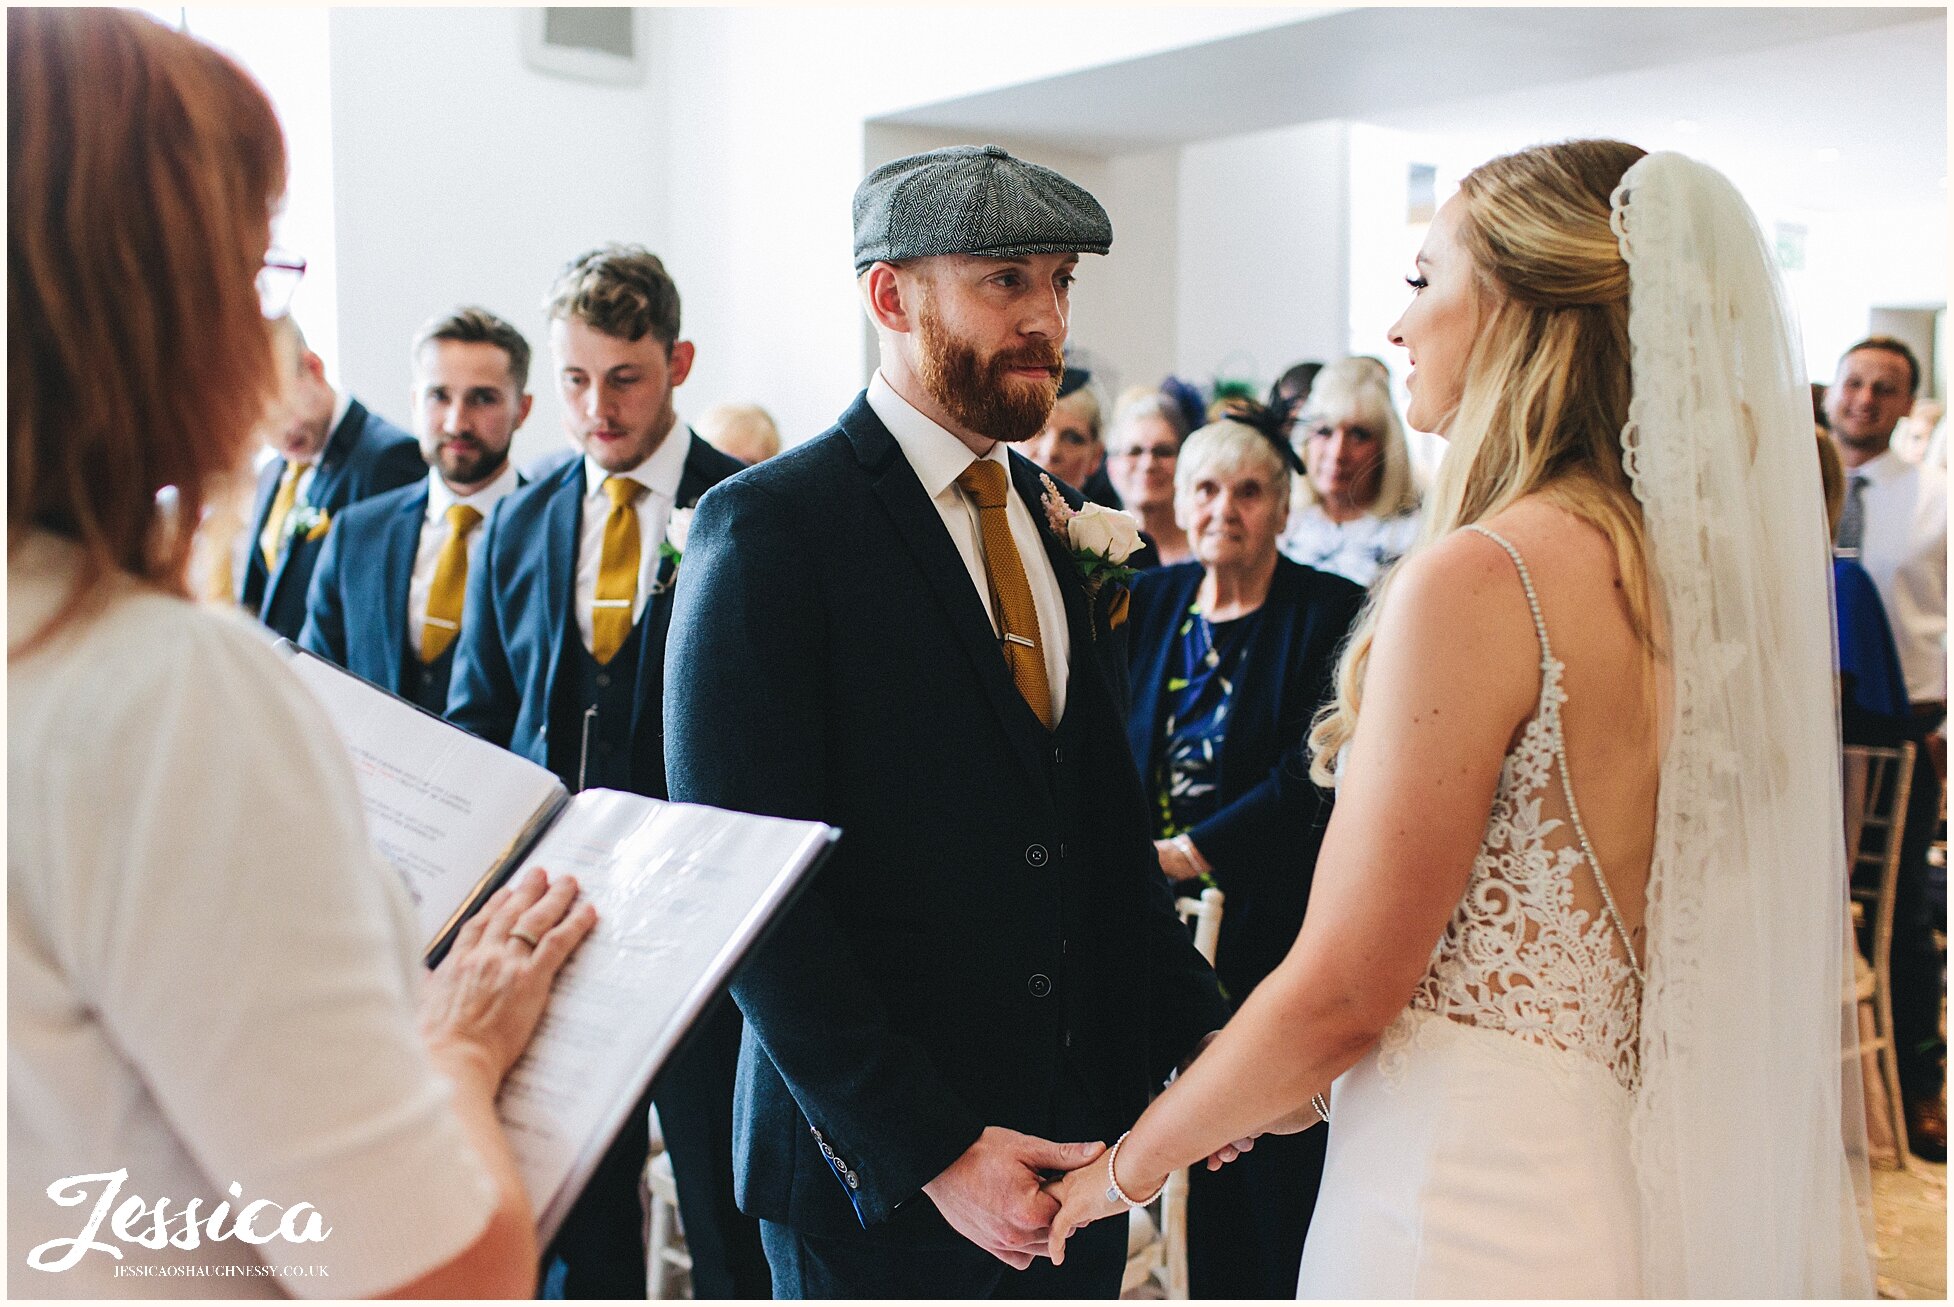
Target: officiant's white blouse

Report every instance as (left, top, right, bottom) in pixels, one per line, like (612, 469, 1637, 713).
(8, 532, 496, 1299)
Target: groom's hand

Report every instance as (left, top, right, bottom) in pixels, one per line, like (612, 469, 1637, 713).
(922, 1127, 1106, 1269)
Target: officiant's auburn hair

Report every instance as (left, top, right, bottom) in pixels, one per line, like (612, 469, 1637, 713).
(1309, 139, 1656, 784)
(8, 7, 287, 654)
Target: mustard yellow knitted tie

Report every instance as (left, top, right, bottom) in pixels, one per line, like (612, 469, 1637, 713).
(421, 503, 483, 663)
(592, 476, 645, 664)
(259, 460, 309, 569)
(955, 459, 1054, 731)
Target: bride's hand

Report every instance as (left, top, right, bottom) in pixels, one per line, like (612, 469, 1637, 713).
(1042, 1153, 1125, 1265)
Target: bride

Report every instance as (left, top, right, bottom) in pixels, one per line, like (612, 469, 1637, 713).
(1044, 139, 1873, 1297)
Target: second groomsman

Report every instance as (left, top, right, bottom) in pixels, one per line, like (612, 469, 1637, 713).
(299, 307, 531, 711)
(447, 245, 758, 1298)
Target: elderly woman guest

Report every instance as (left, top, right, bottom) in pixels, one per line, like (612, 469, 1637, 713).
(1105, 386, 1194, 566)
(10, 9, 593, 1298)
(1123, 419, 1364, 1297)
(1277, 356, 1423, 587)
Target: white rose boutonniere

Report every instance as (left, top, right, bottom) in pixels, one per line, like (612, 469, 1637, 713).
(1039, 474, 1141, 630)
(652, 505, 693, 594)
(285, 503, 331, 544)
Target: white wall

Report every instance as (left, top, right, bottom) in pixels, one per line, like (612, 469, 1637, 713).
(1174, 119, 1350, 393)
(326, 7, 669, 470)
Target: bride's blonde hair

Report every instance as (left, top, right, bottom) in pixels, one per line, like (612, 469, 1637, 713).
(1308, 139, 1656, 784)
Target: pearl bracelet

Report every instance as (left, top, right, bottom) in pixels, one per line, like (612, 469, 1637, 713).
(1103, 1130, 1166, 1209)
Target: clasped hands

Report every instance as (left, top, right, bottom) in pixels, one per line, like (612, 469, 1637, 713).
(922, 1124, 1258, 1270)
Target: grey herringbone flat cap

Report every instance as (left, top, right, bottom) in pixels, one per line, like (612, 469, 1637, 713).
(852, 144, 1113, 273)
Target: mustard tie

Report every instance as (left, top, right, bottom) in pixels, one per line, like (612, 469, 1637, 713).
(259, 460, 310, 569)
(954, 460, 1054, 731)
(592, 477, 645, 664)
(421, 503, 483, 663)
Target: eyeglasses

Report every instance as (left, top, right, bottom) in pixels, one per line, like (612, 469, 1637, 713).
(1111, 444, 1179, 462)
(257, 249, 307, 320)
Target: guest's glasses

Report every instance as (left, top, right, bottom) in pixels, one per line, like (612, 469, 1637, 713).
(1111, 443, 1180, 462)
(257, 249, 307, 320)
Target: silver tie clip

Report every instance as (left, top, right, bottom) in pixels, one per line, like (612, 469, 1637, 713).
(1002, 632, 1036, 649)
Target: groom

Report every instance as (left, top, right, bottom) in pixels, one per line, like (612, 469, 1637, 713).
(665, 145, 1229, 1298)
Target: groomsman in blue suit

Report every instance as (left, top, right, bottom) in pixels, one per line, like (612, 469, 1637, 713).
(240, 317, 425, 639)
(447, 246, 756, 1299)
(666, 146, 1230, 1298)
(299, 307, 533, 712)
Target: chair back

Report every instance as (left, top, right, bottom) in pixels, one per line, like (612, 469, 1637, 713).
(1175, 886, 1224, 966)
(1845, 742, 1916, 941)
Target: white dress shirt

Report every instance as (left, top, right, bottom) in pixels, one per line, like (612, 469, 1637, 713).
(1847, 448, 1947, 703)
(573, 419, 691, 654)
(406, 462, 522, 660)
(867, 371, 1070, 721)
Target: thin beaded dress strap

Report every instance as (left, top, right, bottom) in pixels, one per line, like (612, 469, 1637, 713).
(1464, 525, 1646, 986)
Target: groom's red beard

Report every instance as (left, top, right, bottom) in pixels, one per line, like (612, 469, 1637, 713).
(915, 296, 1063, 444)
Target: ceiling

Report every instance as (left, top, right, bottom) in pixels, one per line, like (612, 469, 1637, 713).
(873, 7, 1946, 212)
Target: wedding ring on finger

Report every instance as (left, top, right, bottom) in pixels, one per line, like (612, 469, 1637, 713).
(509, 926, 542, 949)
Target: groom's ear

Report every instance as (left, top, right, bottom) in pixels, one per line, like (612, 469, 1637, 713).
(861, 261, 919, 336)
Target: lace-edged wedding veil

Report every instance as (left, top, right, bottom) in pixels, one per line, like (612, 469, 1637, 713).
(1610, 151, 1876, 1297)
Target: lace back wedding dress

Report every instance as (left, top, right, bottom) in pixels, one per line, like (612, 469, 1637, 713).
(1297, 525, 1648, 1298)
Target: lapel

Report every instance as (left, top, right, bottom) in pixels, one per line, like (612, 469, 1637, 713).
(539, 461, 585, 710)
(842, 397, 1054, 804)
(1130, 565, 1203, 777)
(631, 431, 714, 737)
(378, 483, 429, 692)
(241, 459, 281, 603)
(305, 400, 367, 512)
(1008, 451, 1092, 659)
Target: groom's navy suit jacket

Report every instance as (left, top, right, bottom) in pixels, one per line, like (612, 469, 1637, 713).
(665, 393, 1231, 1243)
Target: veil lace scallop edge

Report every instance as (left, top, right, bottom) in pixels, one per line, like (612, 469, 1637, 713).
(1612, 151, 1874, 1298)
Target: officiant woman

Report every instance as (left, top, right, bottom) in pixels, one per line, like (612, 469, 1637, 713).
(1123, 417, 1364, 1296)
(9, 9, 594, 1297)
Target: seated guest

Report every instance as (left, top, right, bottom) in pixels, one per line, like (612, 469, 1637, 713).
(239, 316, 425, 640)
(1277, 356, 1421, 587)
(698, 401, 782, 465)
(9, 8, 593, 1297)
(1123, 418, 1364, 1299)
(1818, 430, 1911, 745)
(1025, 370, 1108, 495)
(1105, 386, 1193, 566)
(300, 307, 532, 713)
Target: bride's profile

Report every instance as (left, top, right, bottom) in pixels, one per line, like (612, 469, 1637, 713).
(1044, 139, 1873, 1297)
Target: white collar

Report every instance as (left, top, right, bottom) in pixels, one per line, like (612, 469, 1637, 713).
(867, 370, 1008, 500)
(582, 417, 691, 501)
(1849, 446, 1912, 486)
(426, 460, 520, 523)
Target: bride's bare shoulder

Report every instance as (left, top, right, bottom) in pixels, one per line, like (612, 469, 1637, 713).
(1471, 497, 1619, 585)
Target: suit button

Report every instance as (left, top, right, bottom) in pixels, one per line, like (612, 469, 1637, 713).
(596, 673, 611, 688)
(1028, 974, 1052, 998)
(1052, 744, 1063, 764)
(1025, 844, 1049, 867)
